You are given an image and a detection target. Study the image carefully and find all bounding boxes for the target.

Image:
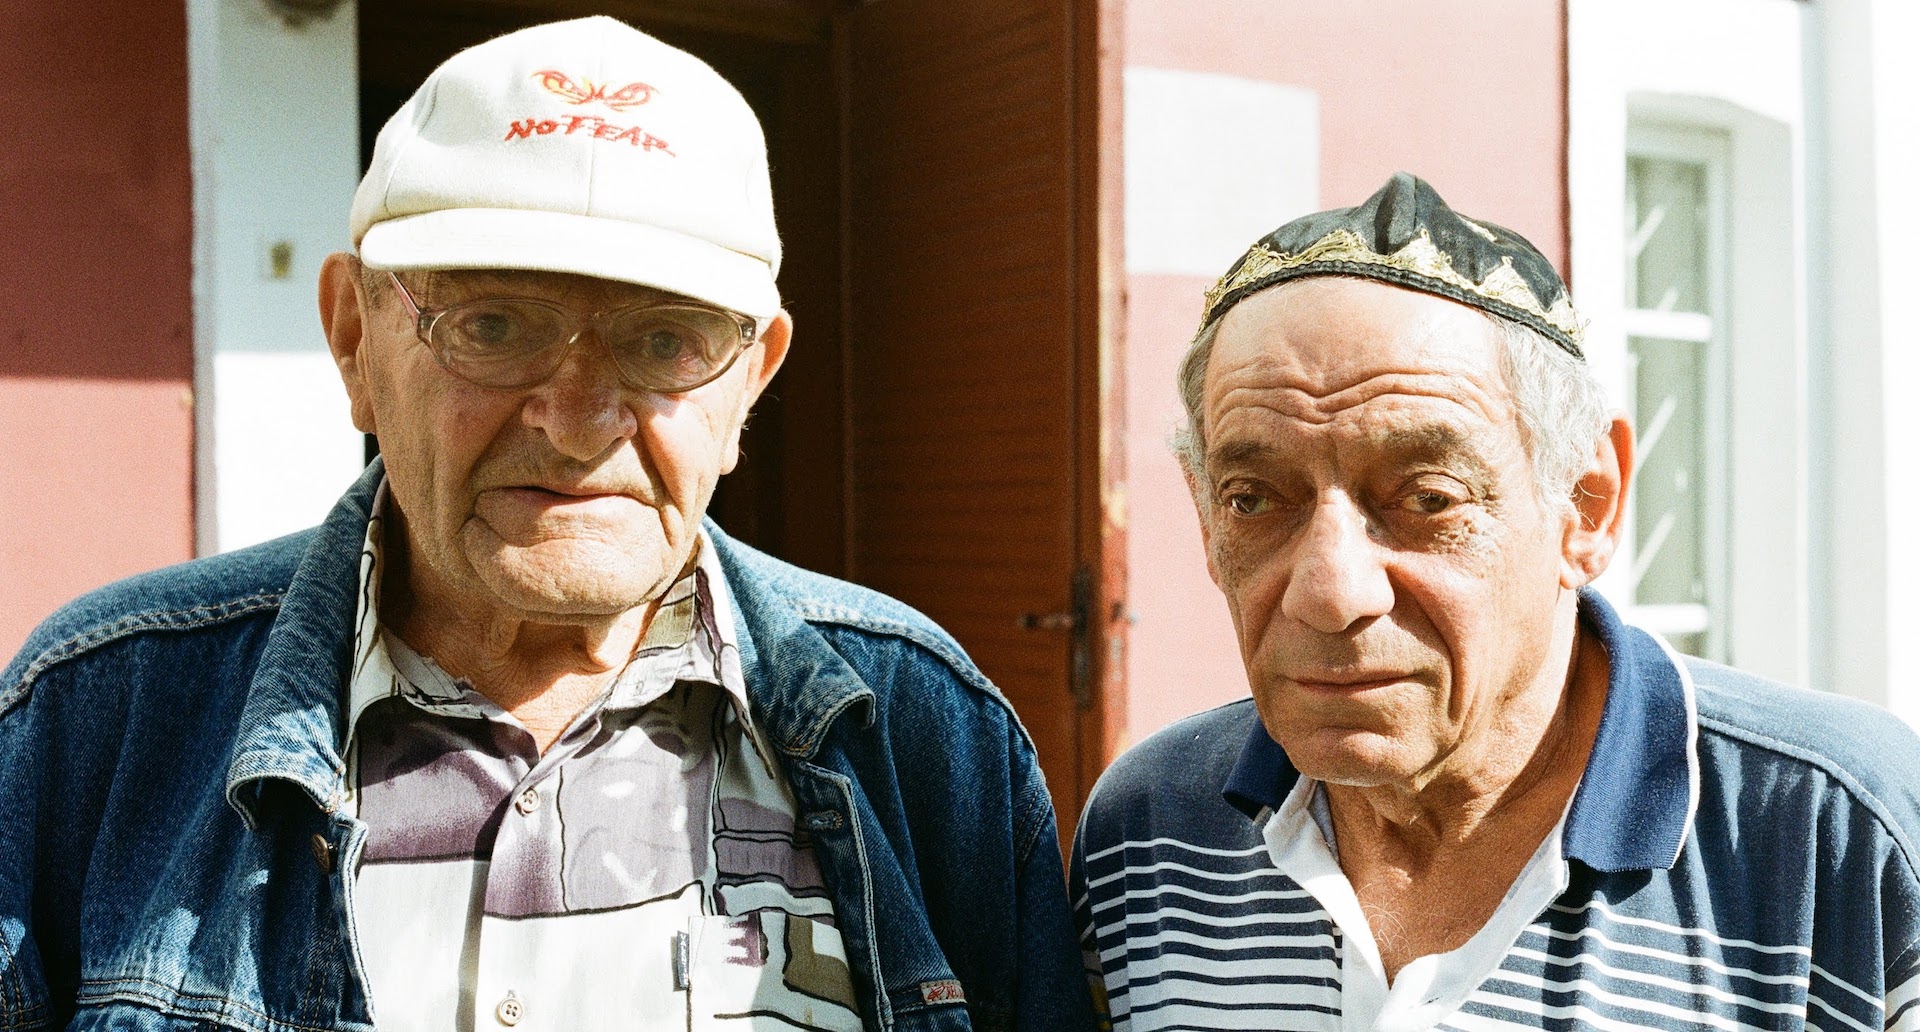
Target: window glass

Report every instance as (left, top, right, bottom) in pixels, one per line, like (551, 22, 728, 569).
(1625, 147, 1721, 661)
(1630, 334, 1708, 609)
(1627, 156, 1708, 314)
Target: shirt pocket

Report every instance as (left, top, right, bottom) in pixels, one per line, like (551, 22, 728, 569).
(684, 910, 864, 1031)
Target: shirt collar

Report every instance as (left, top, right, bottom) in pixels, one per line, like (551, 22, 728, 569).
(343, 476, 757, 742)
(1561, 587, 1699, 871)
(1221, 587, 1700, 872)
(1221, 713, 1297, 821)
(684, 530, 756, 730)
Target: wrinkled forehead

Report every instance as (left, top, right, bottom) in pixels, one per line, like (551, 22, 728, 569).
(1202, 278, 1519, 448)
(1207, 277, 1510, 400)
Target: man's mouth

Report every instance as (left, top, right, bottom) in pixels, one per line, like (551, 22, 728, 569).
(493, 485, 636, 508)
(1286, 672, 1411, 693)
(518, 484, 620, 499)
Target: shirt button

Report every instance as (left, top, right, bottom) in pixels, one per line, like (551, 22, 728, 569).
(515, 787, 541, 815)
(495, 991, 524, 1026)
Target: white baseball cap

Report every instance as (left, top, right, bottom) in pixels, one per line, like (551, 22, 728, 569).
(350, 16, 781, 321)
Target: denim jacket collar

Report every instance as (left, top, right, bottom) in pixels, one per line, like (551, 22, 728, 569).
(222, 458, 879, 828)
(706, 521, 877, 757)
(224, 460, 379, 828)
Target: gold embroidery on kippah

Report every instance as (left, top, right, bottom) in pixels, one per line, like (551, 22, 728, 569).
(1203, 228, 1585, 347)
(1477, 258, 1544, 312)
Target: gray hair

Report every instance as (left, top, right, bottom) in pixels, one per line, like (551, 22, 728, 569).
(1173, 305, 1610, 516)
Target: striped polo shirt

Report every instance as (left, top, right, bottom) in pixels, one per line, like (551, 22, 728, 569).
(1072, 590, 1920, 1031)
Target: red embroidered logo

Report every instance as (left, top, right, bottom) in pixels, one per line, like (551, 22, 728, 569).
(531, 69, 656, 110)
(502, 114, 674, 155)
(920, 980, 966, 1005)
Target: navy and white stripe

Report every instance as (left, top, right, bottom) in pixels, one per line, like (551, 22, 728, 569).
(1082, 836, 1339, 1027)
(1072, 590, 1920, 1030)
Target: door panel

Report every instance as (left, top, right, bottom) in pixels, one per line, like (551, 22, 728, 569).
(844, 0, 1094, 832)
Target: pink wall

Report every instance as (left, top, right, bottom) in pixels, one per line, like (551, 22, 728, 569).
(1124, 274, 1249, 740)
(0, 382, 195, 655)
(0, 3, 197, 659)
(1121, 0, 1569, 743)
(1126, 1, 1570, 270)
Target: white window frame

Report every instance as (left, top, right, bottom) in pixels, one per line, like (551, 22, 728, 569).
(1620, 124, 1733, 661)
(1568, 0, 1811, 690)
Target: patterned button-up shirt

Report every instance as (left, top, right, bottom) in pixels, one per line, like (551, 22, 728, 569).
(344, 481, 861, 1031)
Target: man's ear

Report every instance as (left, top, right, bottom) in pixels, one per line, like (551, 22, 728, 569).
(1562, 413, 1634, 588)
(743, 308, 792, 407)
(718, 308, 793, 475)
(319, 252, 378, 435)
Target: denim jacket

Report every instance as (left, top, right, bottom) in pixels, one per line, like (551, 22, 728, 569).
(0, 462, 1095, 1032)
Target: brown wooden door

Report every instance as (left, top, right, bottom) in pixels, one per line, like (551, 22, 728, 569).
(842, 0, 1116, 836)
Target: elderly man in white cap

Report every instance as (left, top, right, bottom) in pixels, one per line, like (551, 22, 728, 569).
(0, 17, 1094, 1032)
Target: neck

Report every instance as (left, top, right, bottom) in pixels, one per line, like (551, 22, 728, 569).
(378, 530, 663, 752)
(1323, 601, 1607, 867)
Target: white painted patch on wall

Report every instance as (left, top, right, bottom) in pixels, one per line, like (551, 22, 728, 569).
(1123, 67, 1318, 277)
(213, 352, 364, 551)
(188, 0, 363, 554)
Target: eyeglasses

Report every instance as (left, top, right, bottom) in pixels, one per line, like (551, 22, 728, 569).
(386, 271, 759, 394)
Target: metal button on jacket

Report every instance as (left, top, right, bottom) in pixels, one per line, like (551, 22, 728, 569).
(309, 833, 333, 873)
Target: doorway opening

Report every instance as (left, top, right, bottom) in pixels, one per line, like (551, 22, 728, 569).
(358, 0, 1115, 832)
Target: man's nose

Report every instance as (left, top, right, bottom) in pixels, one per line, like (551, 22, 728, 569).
(518, 337, 640, 461)
(1279, 495, 1395, 634)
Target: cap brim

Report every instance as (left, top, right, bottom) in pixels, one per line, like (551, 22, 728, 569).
(358, 208, 781, 321)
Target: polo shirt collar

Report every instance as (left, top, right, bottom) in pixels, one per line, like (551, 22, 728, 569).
(1221, 587, 1700, 872)
(1562, 588, 1699, 871)
(1222, 714, 1297, 820)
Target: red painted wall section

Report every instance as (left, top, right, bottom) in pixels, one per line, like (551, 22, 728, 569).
(0, 3, 196, 659)
(1121, 0, 1569, 743)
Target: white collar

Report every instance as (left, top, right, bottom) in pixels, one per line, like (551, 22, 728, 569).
(1262, 776, 1573, 1032)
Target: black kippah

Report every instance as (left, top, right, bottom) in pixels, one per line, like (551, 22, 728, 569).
(1201, 172, 1584, 359)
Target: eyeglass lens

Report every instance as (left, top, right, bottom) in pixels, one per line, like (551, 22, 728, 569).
(432, 300, 747, 391)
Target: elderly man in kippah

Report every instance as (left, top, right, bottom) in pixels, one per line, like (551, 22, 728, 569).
(0, 17, 1095, 1032)
(1072, 173, 1920, 1031)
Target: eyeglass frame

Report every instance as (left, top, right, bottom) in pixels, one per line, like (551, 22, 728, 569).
(384, 270, 761, 395)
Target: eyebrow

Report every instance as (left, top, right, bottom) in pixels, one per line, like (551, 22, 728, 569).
(1368, 423, 1471, 454)
(1207, 423, 1500, 479)
(405, 269, 526, 304)
(1209, 438, 1287, 469)
(1364, 424, 1500, 481)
